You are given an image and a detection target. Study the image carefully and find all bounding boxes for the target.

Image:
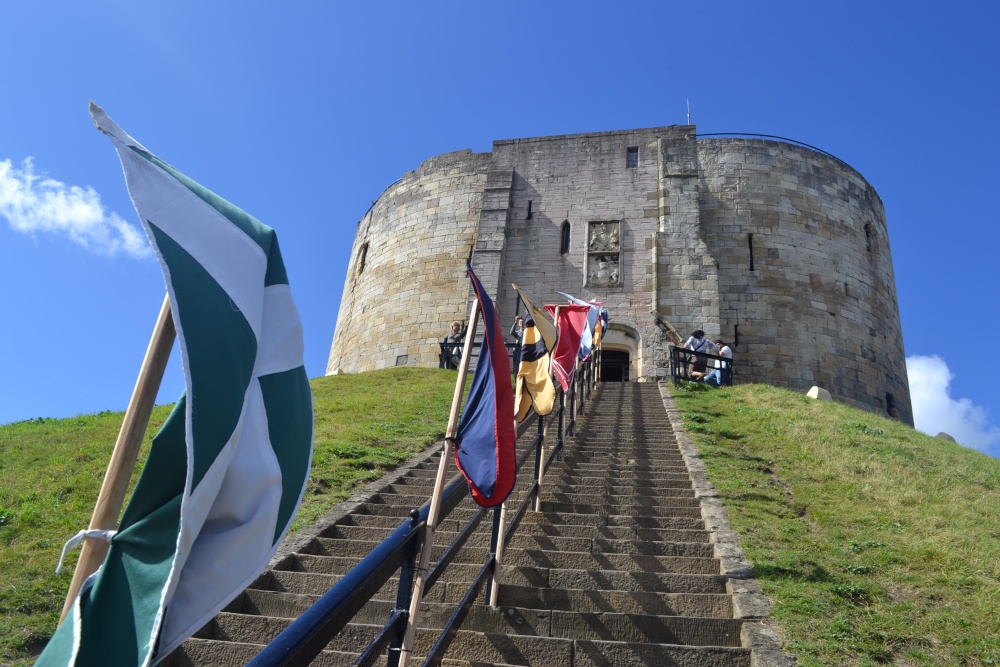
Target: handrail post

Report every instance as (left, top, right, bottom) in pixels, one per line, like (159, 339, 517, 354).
(568, 371, 576, 437)
(485, 503, 507, 607)
(533, 416, 545, 512)
(556, 386, 565, 459)
(386, 509, 422, 667)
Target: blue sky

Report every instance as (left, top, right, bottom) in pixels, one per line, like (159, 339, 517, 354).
(1, 1, 998, 456)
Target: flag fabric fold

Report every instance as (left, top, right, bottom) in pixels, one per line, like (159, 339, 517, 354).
(556, 291, 601, 361)
(544, 303, 590, 391)
(514, 313, 555, 421)
(512, 283, 557, 352)
(454, 263, 516, 507)
(39, 103, 314, 667)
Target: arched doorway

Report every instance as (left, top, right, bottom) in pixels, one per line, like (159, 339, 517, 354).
(600, 350, 630, 382)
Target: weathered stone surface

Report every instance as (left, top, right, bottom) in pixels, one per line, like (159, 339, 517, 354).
(328, 126, 912, 426)
(806, 386, 832, 401)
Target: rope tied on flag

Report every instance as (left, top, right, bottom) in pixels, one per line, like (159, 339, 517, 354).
(56, 530, 117, 574)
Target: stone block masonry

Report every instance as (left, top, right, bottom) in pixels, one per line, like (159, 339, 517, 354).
(327, 126, 912, 425)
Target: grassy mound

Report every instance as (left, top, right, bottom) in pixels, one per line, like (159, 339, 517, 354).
(4, 374, 998, 666)
(0, 367, 458, 664)
(672, 382, 1000, 667)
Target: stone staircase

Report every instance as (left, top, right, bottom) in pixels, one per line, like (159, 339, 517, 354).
(165, 382, 789, 666)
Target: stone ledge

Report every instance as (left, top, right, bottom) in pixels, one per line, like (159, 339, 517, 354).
(659, 382, 797, 665)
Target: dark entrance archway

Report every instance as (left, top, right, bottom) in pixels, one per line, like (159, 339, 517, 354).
(600, 350, 630, 382)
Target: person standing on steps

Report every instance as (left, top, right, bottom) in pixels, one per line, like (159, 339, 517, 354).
(509, 315, 525, 369)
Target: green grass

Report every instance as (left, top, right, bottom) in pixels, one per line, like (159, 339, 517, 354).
(6, 374, 999, 666)
(0, 367, 458, 665)
(672, 383, 1000, 667)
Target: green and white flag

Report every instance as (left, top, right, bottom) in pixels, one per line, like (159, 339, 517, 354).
(38, 103, 314, 666)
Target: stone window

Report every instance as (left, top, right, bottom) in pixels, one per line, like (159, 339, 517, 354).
(626, 147, 638, 169)
(560, 221, 571, 254)
(864, 223, 877, 256)
(585, 221, 621, 287)
(357, 242, 369, 276)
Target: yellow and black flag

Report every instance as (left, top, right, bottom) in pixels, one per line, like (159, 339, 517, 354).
(514, 313, 555, 421)
(512, 283, 557, 352)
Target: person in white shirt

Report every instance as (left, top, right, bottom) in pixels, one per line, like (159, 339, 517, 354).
(704, 339, 733, 386)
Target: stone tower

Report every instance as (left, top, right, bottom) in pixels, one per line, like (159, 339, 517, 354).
(327, 125, 912, 425)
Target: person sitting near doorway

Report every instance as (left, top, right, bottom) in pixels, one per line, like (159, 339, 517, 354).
(703, 339, 732, 387)
(441, 321, 465, 369)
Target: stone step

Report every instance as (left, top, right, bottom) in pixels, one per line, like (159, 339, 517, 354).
(338, 508, 703, 531)
(540, 493, 700, 509)
(544, 474, 696, 489)
(539, 502, 704, 521)
(314, 531, 714, 558)
(198, 604, 745, 648)
(257, 566, 728, 597)
(282, 548, 721, 577)
(543, 484, 695, 498)
(351, 502, 482, 520)
(226, 584, 736, 621)
(177, 622, 753, 667)
(523, 511, 705, 530)
(321, 523, 709, 544)
(559, 462, 688, 473)
(497, 584, 734, 617)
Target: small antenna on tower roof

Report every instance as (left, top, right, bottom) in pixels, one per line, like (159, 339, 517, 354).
(687, 99, 691, 126)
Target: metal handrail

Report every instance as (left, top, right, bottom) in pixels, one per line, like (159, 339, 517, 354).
(438, 340, 519, 369)
(670, 346, 735, 386)
(247, 351, 598, 667)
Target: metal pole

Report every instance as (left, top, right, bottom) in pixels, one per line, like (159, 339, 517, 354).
(533, 415, 545, 512)
(486, 502, 508, 607)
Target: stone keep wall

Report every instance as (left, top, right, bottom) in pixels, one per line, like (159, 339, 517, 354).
(492, 129, 662, 377)
(326, 127, 912, 424)
(698, 138, 911, 422)
(326, 150, 491, 374)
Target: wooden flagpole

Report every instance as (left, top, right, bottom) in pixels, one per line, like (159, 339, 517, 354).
(59, 294, 176, 622)
(488, 339, 520, 606)
(399, 300, 480, 667)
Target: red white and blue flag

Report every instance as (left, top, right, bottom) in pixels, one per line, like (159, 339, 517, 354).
(454, 263, 516, 507)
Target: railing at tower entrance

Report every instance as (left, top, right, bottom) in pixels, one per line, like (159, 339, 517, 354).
(670, 345, 735, 387)
(247, 345, 601, 667)
(438, 340, 520, 370)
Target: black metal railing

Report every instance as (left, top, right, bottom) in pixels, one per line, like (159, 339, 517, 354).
(670, 345, 734, 387)
(438, 340, 520, 370)
(246, 352, 599, 667)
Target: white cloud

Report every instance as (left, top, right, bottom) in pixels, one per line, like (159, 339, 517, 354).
(0, 157, 149, 259)
(907, 355, 1000, 456)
